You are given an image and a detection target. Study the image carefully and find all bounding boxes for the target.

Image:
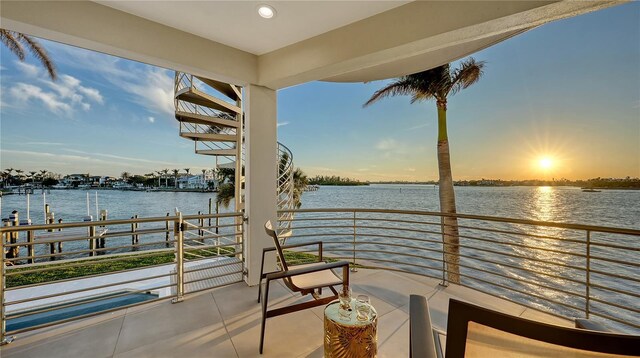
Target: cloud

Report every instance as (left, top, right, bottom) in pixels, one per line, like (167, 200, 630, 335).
(407, 167, 416, 172)
(407, 123, 430, 130)
(8, 69, 104, 115)
(375, 137, 415, 158)
(15, 61, 39, 77)
(148, 116, 155, 123)
(34, 39, 172, 118)
(77, 86, 104, 104)
(277, 121, 290, 127)
(106, 67, 174, 116)
(10, 83, 72, 114)
(47, 74, 104, 106)
(63, 148, 180, 166)
(23, 142, 67, 146)
(376, 138, 397, 150)
(3, 149, 92, 162)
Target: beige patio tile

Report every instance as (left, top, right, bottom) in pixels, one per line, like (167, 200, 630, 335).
(113, 292, 223, 355)
(2, 315, 124, 358)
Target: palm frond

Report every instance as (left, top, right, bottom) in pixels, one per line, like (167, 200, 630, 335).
(363, 78, 417, 107)
(216, 183, 235, 208)
(16, 32, 57, 80)
(0, 29, 25, 60)
(448, 57, 485, 97)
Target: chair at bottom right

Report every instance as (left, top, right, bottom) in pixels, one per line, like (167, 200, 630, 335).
(409, 295, 640, 358)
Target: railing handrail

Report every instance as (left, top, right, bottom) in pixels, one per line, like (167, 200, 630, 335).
(1, 210, 245, 342)
(278, 208, 640, 235)
(276, 207, 639, 332)
(0, 212, 244, 233)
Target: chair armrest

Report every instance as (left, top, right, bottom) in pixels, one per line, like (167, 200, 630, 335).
(575, 318, 612, 332)
(266, 260, 349, 280)
(410, 295, 439, 358)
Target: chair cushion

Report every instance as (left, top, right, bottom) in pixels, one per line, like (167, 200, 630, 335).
(289, 263, 344, 290)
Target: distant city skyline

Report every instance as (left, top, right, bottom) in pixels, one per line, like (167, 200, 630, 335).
(1, 3, 638, 181)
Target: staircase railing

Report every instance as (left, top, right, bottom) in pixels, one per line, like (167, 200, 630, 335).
(174, 71, 296, 232)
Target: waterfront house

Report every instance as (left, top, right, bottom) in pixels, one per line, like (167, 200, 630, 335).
(1, 2, 637, 357)
(177, 174, 215, 190)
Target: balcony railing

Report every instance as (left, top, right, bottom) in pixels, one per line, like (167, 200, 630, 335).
(0, 211, 244, 343)
(1, 207, 638, 344)
(278, 208, 640, 333)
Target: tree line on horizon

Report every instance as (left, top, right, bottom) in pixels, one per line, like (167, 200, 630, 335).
(308, 175, 369, 186)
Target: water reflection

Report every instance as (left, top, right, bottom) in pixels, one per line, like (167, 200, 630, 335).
(534, 186, 555, 222)
(514, 186, 578, 308)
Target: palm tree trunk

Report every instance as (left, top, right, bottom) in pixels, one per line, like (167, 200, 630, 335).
(436, 102, 461, 284)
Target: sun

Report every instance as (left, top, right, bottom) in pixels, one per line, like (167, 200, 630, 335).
(539, 157, 553, 170)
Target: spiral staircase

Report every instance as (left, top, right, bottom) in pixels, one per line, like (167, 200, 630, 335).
(174, 72, 294, 235)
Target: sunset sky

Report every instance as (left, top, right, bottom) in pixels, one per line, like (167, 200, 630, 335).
(1, 2, 638, 181)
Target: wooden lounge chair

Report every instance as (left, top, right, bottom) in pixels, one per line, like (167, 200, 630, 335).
(409, 295, 640, 358)
(258, 220, 350, 354)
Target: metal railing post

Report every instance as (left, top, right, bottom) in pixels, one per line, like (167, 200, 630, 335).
(173, 212, 185, 303)
(440, 215, 448, 287)
(585, 230, 591, 319)
(1, 230, 15, 345)
(351, 210, 358, 272)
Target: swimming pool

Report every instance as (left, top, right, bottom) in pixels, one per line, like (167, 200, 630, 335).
(7, 291, 158, 331)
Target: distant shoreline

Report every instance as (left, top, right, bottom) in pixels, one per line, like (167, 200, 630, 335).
(365, 183, 640, 190)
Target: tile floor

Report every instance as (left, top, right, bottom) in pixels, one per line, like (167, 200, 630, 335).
(1, 269, 570, 358)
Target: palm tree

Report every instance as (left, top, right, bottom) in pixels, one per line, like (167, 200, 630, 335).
(172, 169, 180, 188)
(1, 29, 56, 80)
(162, 169, 170, 187)
(292, 168, 308, 208)
(39, 169, 48, 180)
(3, 168, 14, 186)
(201, 169, 207, 188)
(215, 168, 236, 207)
(155, 170, 163, 187)
(364, 57, 485, 284)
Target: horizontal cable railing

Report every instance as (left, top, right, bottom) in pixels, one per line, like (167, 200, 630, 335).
(0, 211, 244, 343)
(278, 208, 640, 333)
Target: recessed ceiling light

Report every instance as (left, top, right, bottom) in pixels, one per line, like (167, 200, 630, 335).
(258, 4, 276, 19)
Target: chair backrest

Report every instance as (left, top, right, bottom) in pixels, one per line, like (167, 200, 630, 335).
(445, 299, 640, 357)
(264, 220, 288, 272)
(409, 295, 439, 358)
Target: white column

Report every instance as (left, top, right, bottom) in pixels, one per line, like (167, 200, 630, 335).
(244, 84, 278, 286)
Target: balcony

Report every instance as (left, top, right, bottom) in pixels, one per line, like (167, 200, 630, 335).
(1, 209, 638, 357)
(2, 268, 574, 358)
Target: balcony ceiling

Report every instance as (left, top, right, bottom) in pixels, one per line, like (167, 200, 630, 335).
(96, 1, 411, 56)
(1, 1, 623, 89)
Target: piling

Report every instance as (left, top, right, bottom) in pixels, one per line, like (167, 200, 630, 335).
(208, 198, 212, 228)
(46, 212, 55, 260)
(8, 211, 19, 260)
(20, 216, 34, 264)
(165, 213, 170, 247)
(2, 220, 11, 264)
(99, 210, 107, 249)
(26, 230, 35, 263)
(131, 215, 139, 247)
(57, 218, 63, 255)
(215, 202, 219, 234)
(85, 215, 96, 257)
